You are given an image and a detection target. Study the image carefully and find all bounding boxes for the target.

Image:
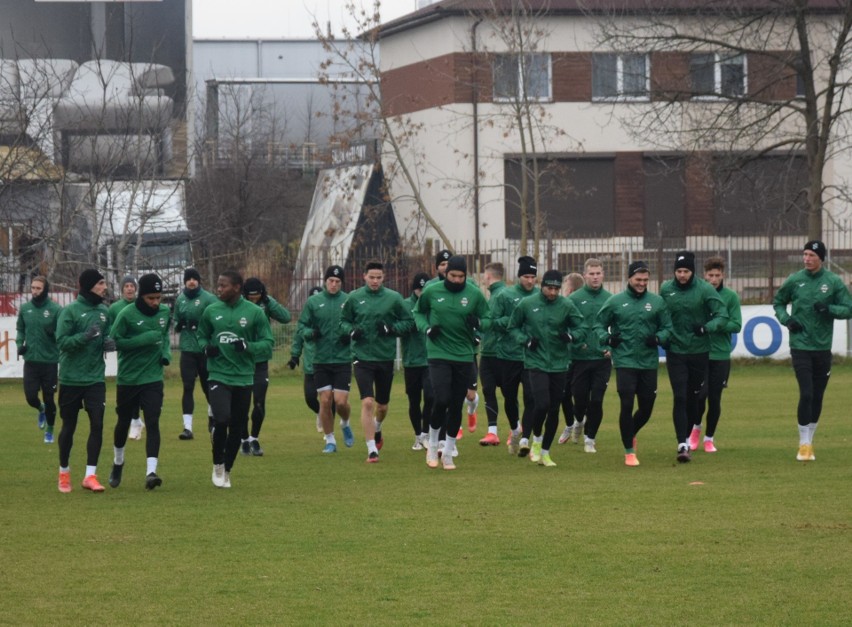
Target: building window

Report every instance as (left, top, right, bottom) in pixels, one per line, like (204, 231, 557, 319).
(493, 53, 551, 102)
(592, 53, 649, 100)
(690, 52, 746, 98)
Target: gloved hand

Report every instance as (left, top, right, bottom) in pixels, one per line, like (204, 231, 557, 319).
(18, 345, 28, 356)
(161, 358, 170, 366)
(426, 326, 441, 340)
(350, 328, 364, 341)
(233, 339, 247, 352)
(786, 319, 804, 333)
(102, 337, 116, 352)
(307, 328, 321, 341)
(376, 321, 391, 337)
(645, 335, 660, 348)
(606, 333, 623, 349)
(205, 345, 220, 358)
(174, 321, 185, 333)
(287, 356, 299, 370)
(339, 333, 351, 345)
(465, 314, 480, 331)
(526, 337, 539, 351)
(558, 332, 574, 343)
(45, 327, 55, 338)
(813, 302, 830, 315)
(693, 324, 707, 337)
(188, 321, 198, 331)
(84, 325, 101, 341)
(473, 335, 481, 347)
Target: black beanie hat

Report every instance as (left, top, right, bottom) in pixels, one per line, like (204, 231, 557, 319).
(446, 255, 467, 275)
(541, 269, 562, 287)
(308, 285, 323, 296)
(325, 265, 345, 281)
(79, 268, 104, 293)
(411, 272, 430, 292)
(804, 240, 826, 261)
(435, 249, 452, 267)
(674, 251, 695, 273)
(517, 256, 538, 277)
(243, 277, 265, 297)
(138, 273, 163, 296)
(184, 268, 202, 284)
(628, 260, 650, 277)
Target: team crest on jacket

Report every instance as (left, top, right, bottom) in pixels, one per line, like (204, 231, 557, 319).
(43, 310, 50, 318)
(159, 318, 167, 327)
(644, 303, 652, 311)
(99, 313, 106, 322)
(461, 297, 469, 307)
(820, 284, 829, 293)
(194, 299, 200, 306)
(239, 317, 248, 327)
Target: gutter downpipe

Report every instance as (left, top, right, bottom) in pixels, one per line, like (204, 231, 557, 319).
(471, 17, 483, 267)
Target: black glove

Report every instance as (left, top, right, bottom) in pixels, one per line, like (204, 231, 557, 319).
(473, 335, 481, 347)
(606, 333, 623, 349)
(84, 325, 101, 341)
(287, 356, 299, 370)
(465, 314, 480, 331)
(102, 337, 116, 353)
(18, 345, 28, 356)
(693, 324, 707, 337)
(376, 321, 391, 337)
(558, 332, 574, 344)
(340, 333, 351, 345)
(645, 335, 660, 348)
(205, 345, 220, 358)
(526, 337, 539, 351)
(45, 327, 55, 338)
(814, 302, 830, 315)
(161, 358, 170, 366)
(350, 328, 364, 341)
(174, 321, 185, 333)
(188, 321, 198, 332)
(308, 328, 321, 341)
(233, 339, 247, 352)
(786, 319, 804, 333)
(426, 326, 441, 340)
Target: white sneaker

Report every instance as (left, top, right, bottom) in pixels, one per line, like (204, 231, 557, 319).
(212, 463, 225, 487)
(222, 471, 231, 488)
(558, 426, 572, 445)
(426, 445, 439, 468)
(572, 420, 585, 444)
(584, 439, 597, 454)
(128, 419, 144, 441)
(412, 436, 424, 451)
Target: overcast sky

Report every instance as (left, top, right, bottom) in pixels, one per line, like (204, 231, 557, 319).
(193, 0, 422, 39)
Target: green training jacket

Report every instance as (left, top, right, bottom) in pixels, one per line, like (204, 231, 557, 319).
(413, 280, 490, 362)
(198, 297, 274, 387)
(111, 301, 171, 386)
(480, 281, 506, 358)
(174, 287, 218, 353)
(251, 295, 291, 363)
(296, 288, 350, 365)
(340, 284, 414, 362)
(709, 284, 742, 360)
(773, 266, 852, 351)
(595, 286, 673, 370)
(290, 330, 315, 374)
(568, 284, 612, 361)
(489, 283, 540, 361)
(508, 291, 584, 372)
(660, 277, 729, 354)
(56, 295, 110, 386)
(107, 298, 134, 326)
(400, 293, 427, 368)
(16, 297, 62, 363)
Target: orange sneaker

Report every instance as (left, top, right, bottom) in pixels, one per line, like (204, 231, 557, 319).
(456, 428, 463, 440)
(81, 474, 105, 492)
(624, 453, 640, 467)
(58, 471, 72, 493)
(467, 411, 477, 433)
(479, 432, 500, 446)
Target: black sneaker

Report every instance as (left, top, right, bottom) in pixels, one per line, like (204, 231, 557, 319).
(108, 463, 123, 488)
(375, 430, 383, 450)
(250, 440, 264, 456)
(366, 451, 379, 463)
(677, 444, 691, 463)
(145, 472, 162, 490)
(241, 440, 251, 456)
(178, 428, 194, 440)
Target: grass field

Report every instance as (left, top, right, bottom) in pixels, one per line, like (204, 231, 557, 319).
(3, 360, 852, 625)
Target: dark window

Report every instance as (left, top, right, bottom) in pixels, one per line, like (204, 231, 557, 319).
(592, 53, 648, 100)
(492, 53, 551, 101)
(690, 52, 745, 98)
(643, 156, 686, 240)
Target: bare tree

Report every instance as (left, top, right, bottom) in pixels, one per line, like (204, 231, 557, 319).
(587, 0, 852, 239)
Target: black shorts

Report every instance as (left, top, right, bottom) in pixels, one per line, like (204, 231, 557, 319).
(314, 363, 351, 393)
(354, 360, 394, 404)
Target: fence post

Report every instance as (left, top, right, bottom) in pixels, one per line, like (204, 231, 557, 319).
(768, 230, 775, 301)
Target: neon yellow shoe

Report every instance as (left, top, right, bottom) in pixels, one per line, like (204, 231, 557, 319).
(529, 441, 542, 463)
(796, 444, 815, 461)
(539, 453, 557, 467)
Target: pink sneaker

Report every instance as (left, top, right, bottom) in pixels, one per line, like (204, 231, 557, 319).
(704, 440, 717, 453)
(688, 427, 701, 451)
